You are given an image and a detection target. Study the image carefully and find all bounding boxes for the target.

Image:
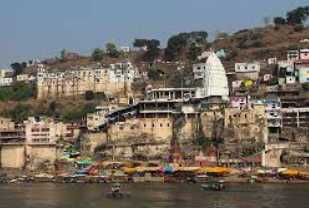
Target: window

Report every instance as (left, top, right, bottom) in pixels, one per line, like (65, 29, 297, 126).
(167, 123, 170, 127)
(144, 123, 147, 128)
(160, 123, 163, 127)
(245, 114, 247, 118)
(152, 123, 155, 127)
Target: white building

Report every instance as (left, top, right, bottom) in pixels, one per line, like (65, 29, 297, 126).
(1, 78, 13, 86)
(235, 63, 260, 73)
(0, 69, 14, 86)
(193, 52, 229, 100)
(16, 74, 29, 82)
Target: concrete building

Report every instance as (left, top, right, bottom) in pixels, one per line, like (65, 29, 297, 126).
(0, 126, 26, 169)
(229, 96, 249, 110)
(267, 58, 277, 65)
(1, 78, 13, 87)
(287, 50, 299, 61)
(25, 117, 67, 144)
(0, 118, 15, 130)
(235, 62, 260, 80)
(223, 106, 268, 144)
(262, 99, 282, 142)
(36, 61, 137, 99)
(278, 60, 295, 78)
(300, 49, 309, 60)
(16, 74, 29, 82)
(281, 108, 309, 128)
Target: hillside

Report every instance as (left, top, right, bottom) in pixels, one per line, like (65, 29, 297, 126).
(213, 25, 309, 62)
(3, 25, 309, 122)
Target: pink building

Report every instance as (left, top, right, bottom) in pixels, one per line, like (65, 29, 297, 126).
(229, 96, 249, 110)
(300, 49, 309, 60)
(262, 74, 273, 82)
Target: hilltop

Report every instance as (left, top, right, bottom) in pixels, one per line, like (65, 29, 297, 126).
(213, 25, 309, 63)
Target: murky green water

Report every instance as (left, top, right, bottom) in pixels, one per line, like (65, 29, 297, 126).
(0, 183, 309, 208)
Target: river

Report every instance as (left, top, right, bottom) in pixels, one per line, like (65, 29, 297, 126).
(0, 183, 309, 208)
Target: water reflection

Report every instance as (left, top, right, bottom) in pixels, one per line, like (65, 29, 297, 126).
(0, 183, 309, 208)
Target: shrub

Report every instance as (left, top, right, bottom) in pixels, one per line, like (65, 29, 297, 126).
(8, 104, 31, 123)
(84, 90, 95, 100)
(0, 82, 35, 101)
(273, 17, 286, 25)
(148, 68, 162, 80)
(294, 24, 304, 32)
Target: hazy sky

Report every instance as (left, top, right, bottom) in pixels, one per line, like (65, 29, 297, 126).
(0, 0, 308, 68)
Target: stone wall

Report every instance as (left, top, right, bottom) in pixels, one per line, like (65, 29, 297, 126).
(0, 144, 25, 169)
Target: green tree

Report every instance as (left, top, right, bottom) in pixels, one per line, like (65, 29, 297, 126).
(164, 31, 208, 61)
(187, 45, 202, 61)
(105, 42, 119, 58)
(148, 68, 161, 80)
(274, 17, 286, 25)
(8, 103, 31, 123)
(133, 39, 160, 61)
(11, 62, 24, 75)
(92, 48, 104, 60)
(294, 24, 304, 32)
(0, 82, 35, 101)
(84, 90, 95, 100)
(286, 6, 309, 25)
(215, 30, 229, 40)
(60, 49, 68, 61)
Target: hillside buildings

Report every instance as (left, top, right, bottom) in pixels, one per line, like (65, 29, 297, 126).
(36, 61, 137, 99)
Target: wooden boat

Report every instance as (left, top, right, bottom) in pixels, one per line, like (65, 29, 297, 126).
(187, 174, 210, 183)
(201, 180, 226, 191)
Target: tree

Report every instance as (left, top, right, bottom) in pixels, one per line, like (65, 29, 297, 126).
(8, 103, 31, 123)
(84, 90, 95, 100)
(187, 45, 202, 61)
(215, 30, 229, 40)
(133, 39, 160, 61)
(286, 6, 309, 25)
(148, 68, 161, 80)
(294, 24, 304, 32)
(91, 48, 104, 60)
(21, 62, 28, 69)
(11, 62, 24, 75)
(60, 49, 68, 61)
(105, 42, 119, 58)
(274, 17, 286, 25)
(164, 31, 208, 61)
(0, 82, 35, 101)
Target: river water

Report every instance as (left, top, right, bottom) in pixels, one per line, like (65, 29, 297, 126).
(0, 183, 309, 208)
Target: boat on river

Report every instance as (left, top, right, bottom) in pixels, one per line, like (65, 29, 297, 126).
(201, 180, 226, 191)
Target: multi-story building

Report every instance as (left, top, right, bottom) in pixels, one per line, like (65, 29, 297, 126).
(229, 96, 249, 110)
(25, 117, 67, 144)
(16, 74, 29, 82)
(281, 108, 309, 128)
(234, 62, 260, 80)
(300, 49, 309, 60)
(36, 61, 137, 99)
(262, 99, 282, 142)
(224, 105, 268, 143)
(287, 50, 299, 61)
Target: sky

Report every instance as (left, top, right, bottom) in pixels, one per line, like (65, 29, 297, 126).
(0, 0, 308, 68)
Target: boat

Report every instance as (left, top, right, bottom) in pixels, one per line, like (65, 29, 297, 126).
(187, 174, 210, 183)
(201, 180, 226, 191)
(106, 182, 131, 199)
